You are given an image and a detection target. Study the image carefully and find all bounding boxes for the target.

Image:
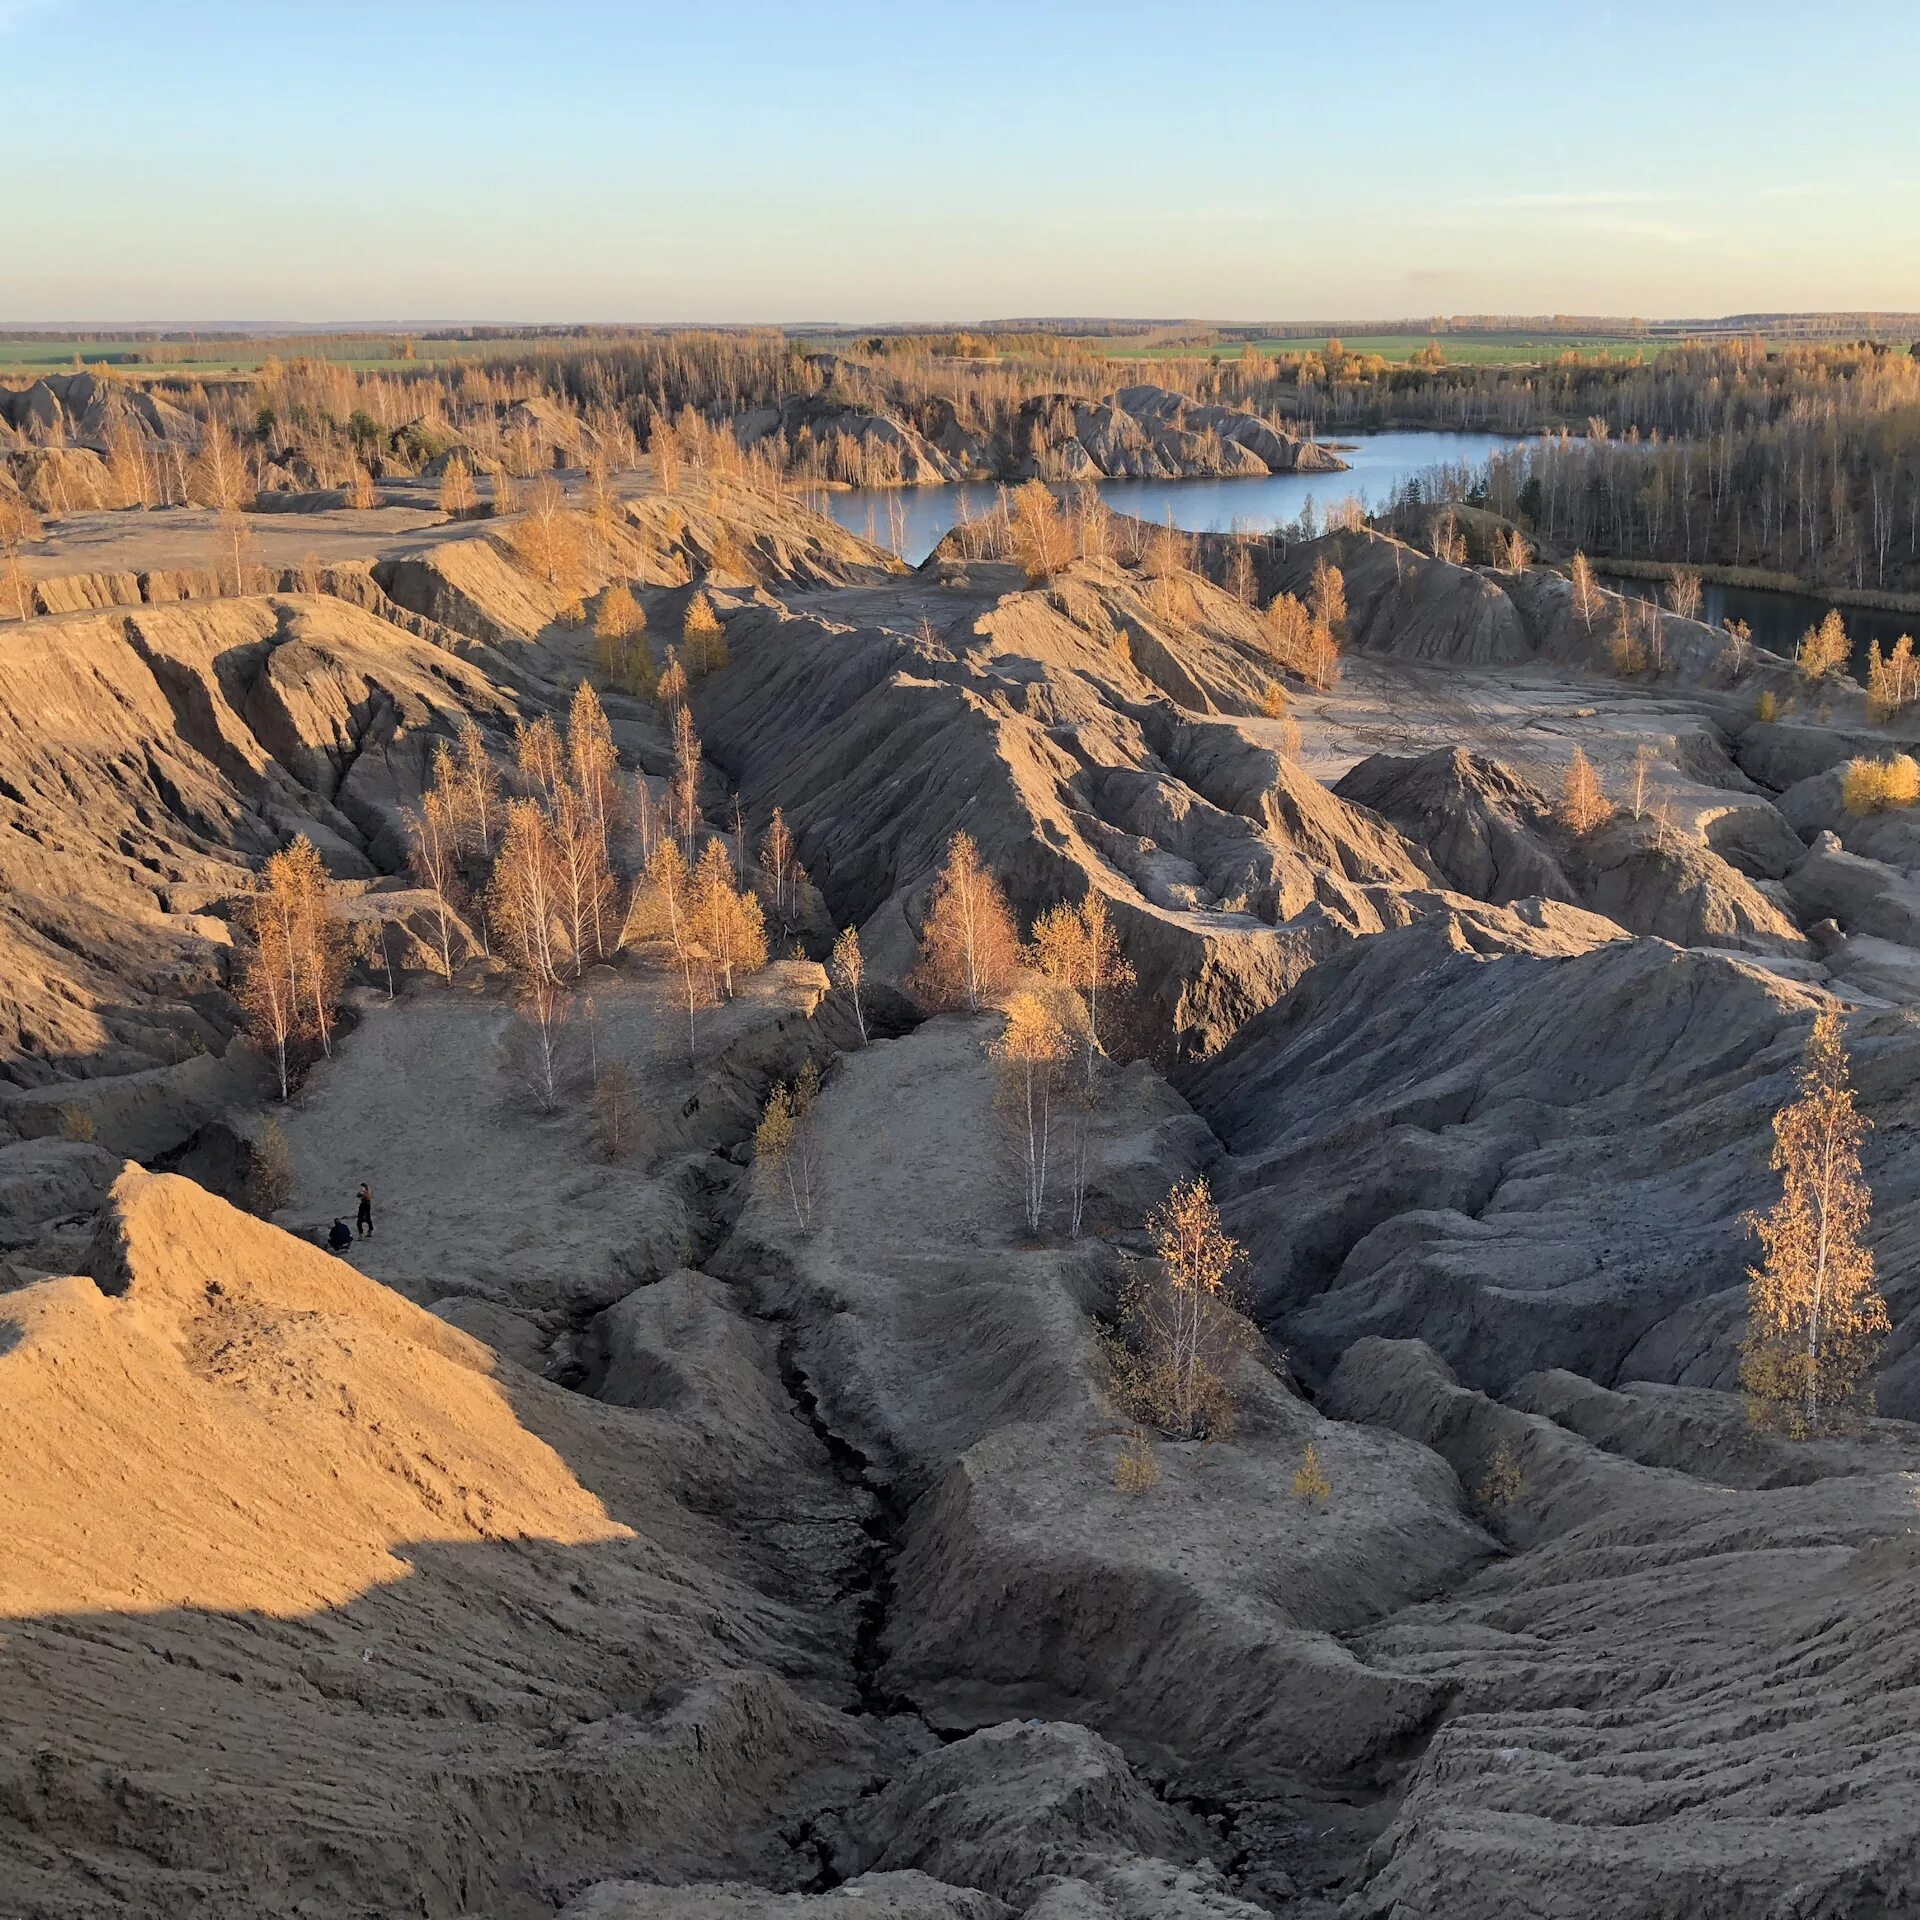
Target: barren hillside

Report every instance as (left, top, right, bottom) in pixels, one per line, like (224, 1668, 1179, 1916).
(1, 455, 1916, 1920)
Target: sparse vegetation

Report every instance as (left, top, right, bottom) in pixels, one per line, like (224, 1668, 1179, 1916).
(1865, 633, 1920, 721)
(992, 985, 1077, 1234)
(910, 830, 1022, 1013)
(1559, 748, 1613, 836)
(1741, 1012, 1888, 1435)
(1796, 608, 1851, 682)
(830, 924, 867, 1042)
(246, 1119, 294, 1216)
(1841, 754, 1920, 814)
(1106, 1177, 1260, 1441)
(1477, 1438, 1526, 1511)
(1291, 1441, 1331, 1508)
(237, 836, 347, 1100)
(1112, 1429, 1160, 1495)
(755, 1058, 823, 1229)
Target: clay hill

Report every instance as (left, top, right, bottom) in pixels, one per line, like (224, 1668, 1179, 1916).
(1, 454, 1917, 1919)
(673, 382, 1340, 487)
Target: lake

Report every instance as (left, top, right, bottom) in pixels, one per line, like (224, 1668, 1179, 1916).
(1599, 573, 1917, 682)
(818, 430, 1513, 564)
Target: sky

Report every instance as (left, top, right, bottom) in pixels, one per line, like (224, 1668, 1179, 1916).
(5, 0, 1919, 326)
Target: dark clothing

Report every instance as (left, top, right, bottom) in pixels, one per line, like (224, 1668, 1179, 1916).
(327, 1219, 353, 1255)
(356, 1187, 374, 1237)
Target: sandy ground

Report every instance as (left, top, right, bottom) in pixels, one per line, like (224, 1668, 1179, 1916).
(278, 960, 819, 1325)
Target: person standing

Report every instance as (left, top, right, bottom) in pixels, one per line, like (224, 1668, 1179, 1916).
(356, 1183, 374, 1239)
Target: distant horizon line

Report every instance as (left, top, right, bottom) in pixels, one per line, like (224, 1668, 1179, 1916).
(4, 310, 1920, 338)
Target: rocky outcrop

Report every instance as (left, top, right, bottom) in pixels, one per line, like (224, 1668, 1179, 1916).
(1337, 746, 1806, 955)
(693, 557, 1449, 1051)
(734, 384, 1343, 487)
(1324, 1338, 1920, 1920)
(1188, 912, 1850, 1389)
(0, 593, 511, 1091)
(0, 371, 195, 449)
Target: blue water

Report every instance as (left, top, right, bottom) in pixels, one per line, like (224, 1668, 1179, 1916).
(820, 430, 1514, 564)
(1599, 572, 1913, 680)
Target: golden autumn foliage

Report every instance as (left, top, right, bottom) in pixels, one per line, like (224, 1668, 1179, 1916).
(1112, 1430, 1160, 1495)
(992, 985, 1077, 1234)
(830, 924, 867, 1043)
(1842, 754, 1920, 815)
(692, 837, 769, 999)
(910, 831, 1022, 1013)
(1866, 633, 1920, 722)
(505, 476, 588, 589)
(1009, 479, 1074, 584)
(1740, 1012, 1889, 1436)
(683, 590, 727, 678)
(438, 457, 478, 518)
(656, 648, 689, 714)
(237, 836, 346, 1100)
(1291, 1442, 1331, 1508)
(1107, 1178, 1260, 1441)
(1029, 894, 1134, 1056)
(755, 1057, 823, 1229)
(1796, 608, 1851, 683)
(1569, 550, 1601, 630)
(1559, 747, 1612, 835)
(1308, 557, 1347, 643)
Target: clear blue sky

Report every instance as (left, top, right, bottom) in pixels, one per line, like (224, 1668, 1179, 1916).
(6, 0, 1918, 324)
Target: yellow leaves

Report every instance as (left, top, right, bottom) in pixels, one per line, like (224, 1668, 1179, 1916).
(1260, 590, 1339, 690)
(594, 583, 645, 642)
(438, 457, 478, 519)
(1795, 608, 1850, 683)
(1112, 1430, 1159, 1495)
(756, 1058, 822, 1228)
(910, 830, 1022, 1013)
(1008, 479, 1074, 584)
(683, 591, 727, 678)
(1148, 1175, 1241, 1303)
(1308, 557, 1347, 643)
(1029, 894, 1134, 1054)
(1842, 753, 1920, 816)
(1291, 1442, 1331, 1508)
(503, 476, 588, 590)
(993, 985, 1075, 1071)
(1741, 1011, 1889, 1435)
(1865, 633, 1920, 723)
(1559, 747, 1613, 836)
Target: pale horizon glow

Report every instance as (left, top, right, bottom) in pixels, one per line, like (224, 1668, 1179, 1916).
(6, 0, 1919, 327)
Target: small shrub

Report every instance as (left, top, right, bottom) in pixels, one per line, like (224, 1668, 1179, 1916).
(1559, 748, 1613, 836)
(1796, 609, 1850, 682)
(247, 1118, 294, 1216)
(1113, 1430, 1160, 1495)
(683, 591, 727, 677)
(1605, 606, 1647, 676)
(592, 1062, 633, 1162)
(1842, 755, 1920, 816)
(1755, 688, 1779, 724)
(1291, 1441, 1331, 1508)
(1866, 634, 1920, 723)
(1105, 1179, 1260, 1441)
(55, 1102, 95, 1143)
(1477, 1438, 1525, 1511)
